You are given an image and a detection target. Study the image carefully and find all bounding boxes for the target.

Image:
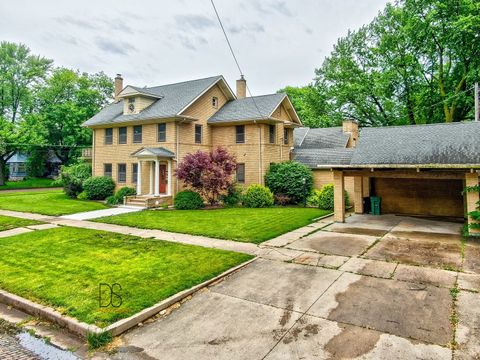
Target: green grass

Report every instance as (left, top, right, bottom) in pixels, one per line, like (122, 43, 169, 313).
(0, 178, 57, 191)
(0, 215, 43, 231)
(0, 190, 108, 216)
(96, 207, 331, 243)
(0, 226, 252, 327)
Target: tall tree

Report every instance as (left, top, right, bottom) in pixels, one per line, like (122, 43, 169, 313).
(32, 68, 113, 164)
(282, 0, 480, 127)
(0, 42, 51, 122)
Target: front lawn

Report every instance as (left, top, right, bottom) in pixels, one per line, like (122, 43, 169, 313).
(0, 178, 57, 191)
(0, 190, 108, 216)
(0, 227, 252, 327)
(96, 207, 331, 243)
(0, 215, 43, 231)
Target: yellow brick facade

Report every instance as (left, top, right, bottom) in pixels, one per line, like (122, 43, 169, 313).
(91, 84, 300, 195)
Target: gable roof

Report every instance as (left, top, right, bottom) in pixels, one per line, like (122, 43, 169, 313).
(131, 147, 175, 158)
(350, 121, 480, 166)
(84, 75, 234, 127)
(208, 93, 293, 124)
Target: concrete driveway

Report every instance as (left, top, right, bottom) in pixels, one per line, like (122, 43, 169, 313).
(110, 214, 480, 360)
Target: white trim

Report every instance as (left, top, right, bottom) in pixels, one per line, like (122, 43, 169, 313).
(149, 162, 154, 195)
(177, 76, 235, 115)
(136, 161, 142, 195)
(154, 160, 160, 196)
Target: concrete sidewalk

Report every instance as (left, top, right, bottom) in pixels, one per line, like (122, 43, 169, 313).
(60, 206, 143, 221)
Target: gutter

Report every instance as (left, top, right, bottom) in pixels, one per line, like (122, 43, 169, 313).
(315, 164, 480, 169)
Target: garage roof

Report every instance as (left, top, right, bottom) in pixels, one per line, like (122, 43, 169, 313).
(351, 121, 480, 166)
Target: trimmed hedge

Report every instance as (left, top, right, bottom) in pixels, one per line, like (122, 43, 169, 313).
(174, 190, 204, 210)
(242, 185, 274, 208)
(83, 176, 116, 200)
(106, 187, 136, 205)
(265, 161, 313, 204)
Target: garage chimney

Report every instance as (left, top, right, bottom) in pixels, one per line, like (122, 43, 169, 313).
(342, 119, 359, 147)
(114, 74, 123, 102)
(236, 75, 247, 99)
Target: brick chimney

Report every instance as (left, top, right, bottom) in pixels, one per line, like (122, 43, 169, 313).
(236, 75, 246, 99)
(342, 119, 359, 147)
(114, 74, 123, 102)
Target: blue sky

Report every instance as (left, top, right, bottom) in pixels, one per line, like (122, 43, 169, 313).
(1, 0, 389, 94)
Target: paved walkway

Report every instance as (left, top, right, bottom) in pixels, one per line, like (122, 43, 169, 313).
(60, 206, 143, 220)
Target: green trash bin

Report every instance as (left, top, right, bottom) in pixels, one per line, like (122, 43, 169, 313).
(370, 196, 381, 215)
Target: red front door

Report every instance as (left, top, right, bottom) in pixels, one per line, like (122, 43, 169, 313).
(159, 164, 167, 194)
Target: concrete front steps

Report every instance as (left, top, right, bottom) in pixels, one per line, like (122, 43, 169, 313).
(124, 195, 173, 209)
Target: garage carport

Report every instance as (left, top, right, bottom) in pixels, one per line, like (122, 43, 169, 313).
(323, 122, 480, 235)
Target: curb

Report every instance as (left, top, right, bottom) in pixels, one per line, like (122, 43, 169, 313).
(0, 257, 257, 338)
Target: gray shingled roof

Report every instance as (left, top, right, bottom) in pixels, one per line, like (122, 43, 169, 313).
(208, 93, 286, 123)
(294, 127, 349, 149)
(84, 75, 224, 126)
(351, 121, 480, 165)
(131, 147, 175, 158)
(294, 148, 354, 168)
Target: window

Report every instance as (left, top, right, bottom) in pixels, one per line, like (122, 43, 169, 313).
(195, 124, 202, 144)
(269, 124, 275, 144)
(104, 163, 112, 178)
(118, 127, 127, 144)
(128, 97, 135, 103)
(284, 128, 289, 145)
(132, 163, 138, 183)
(236, 125, 245, 144)
(104, 128, 113, 145)
(133, 125, 142, 143)
(157, 123, 166, 142)
(236, 163, 245, 183)
(118, 163, 126, 183)
(212, 97, 218, 108)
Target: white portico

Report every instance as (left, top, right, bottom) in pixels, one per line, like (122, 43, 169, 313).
(130, 147, 174, 197)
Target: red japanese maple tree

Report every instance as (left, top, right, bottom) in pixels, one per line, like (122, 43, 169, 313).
(176, 147, 237, 204)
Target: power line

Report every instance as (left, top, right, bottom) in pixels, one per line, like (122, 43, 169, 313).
(1, 143, 90, 148)
(209, 0, 266, 120)
(423, 85, 475, 111)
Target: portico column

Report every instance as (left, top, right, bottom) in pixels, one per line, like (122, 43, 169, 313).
(149, 161, 154, 195)
(154, 160, 160, 196)
(167, 160, 172, 196)
(466, 172, 480, 234)
(136, 161, 142, 195)
(333, 170, 345, 222)
(354, 176, 364, 214)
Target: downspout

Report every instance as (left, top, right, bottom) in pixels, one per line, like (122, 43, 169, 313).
(254, 120, 262, 185)
(279, 123, 282, 161)
(92, 129, 95, 175)
(176, 121, 180, 193)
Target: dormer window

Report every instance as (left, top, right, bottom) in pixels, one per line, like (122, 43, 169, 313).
(212, 97, 218, 108)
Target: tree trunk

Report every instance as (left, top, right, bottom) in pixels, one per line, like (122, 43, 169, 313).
(0, 157, 6, 186)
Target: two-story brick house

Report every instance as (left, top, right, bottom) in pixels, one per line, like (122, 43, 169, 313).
(83, 75, 301, 207)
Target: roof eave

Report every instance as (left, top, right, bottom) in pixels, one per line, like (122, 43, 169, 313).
(315, 164, 480, 169)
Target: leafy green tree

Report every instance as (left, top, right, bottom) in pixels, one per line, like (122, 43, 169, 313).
(32, 68, 113, 164)
(0, 42, 51, 122)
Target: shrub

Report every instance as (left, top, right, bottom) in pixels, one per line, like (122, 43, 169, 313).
(106, 187, 137, 205)
(274, 193, 291, 206)
(307, 189, 322, 207)
(83, 176, 116, 200)
(56, 162, 92, 198)
(220, 184, 243, 207)
(318, 184, 350, 210)
(26, 151, 48, 178)
(174, 190, 204, 210)
(77, 191, 89, 200)
(265, 161, 313, 204)
(242, 185, 274, 208)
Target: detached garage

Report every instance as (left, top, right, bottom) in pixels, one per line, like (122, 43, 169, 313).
(297, 121, 480, 235)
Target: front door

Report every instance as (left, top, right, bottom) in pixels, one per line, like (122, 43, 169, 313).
(159, 164, 167, 194)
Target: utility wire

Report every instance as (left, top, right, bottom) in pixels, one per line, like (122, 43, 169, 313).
(210, 0, 266, 121)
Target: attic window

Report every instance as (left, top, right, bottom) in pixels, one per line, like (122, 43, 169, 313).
(128, 97, 135, 103)
(212, 97, 218, 108)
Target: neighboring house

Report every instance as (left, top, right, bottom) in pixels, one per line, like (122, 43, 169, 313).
(83, 75, 301, 207)
(294, 120, 480, 234)
(6, 152, 62, 180)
